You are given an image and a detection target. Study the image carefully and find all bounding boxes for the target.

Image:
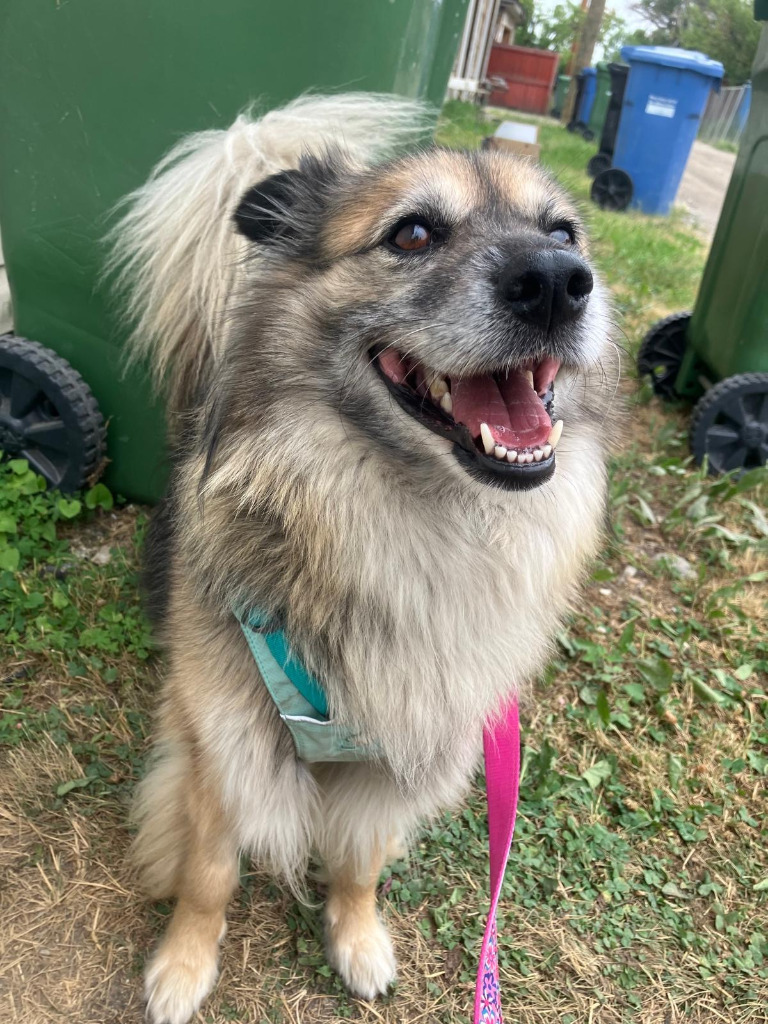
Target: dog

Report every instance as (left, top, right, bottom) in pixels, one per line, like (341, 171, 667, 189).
(109, 93, 617, 1024)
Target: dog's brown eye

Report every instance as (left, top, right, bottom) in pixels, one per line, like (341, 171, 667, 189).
(549, 227, 574, 245)
(391, 221, 432, 251)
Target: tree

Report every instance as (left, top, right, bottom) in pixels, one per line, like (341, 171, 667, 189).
(515, 1, 584, 55)
(631, 0, 691, 42)
(629, 0, 759, 83)
(683, 0, 760, 83)
(516, 1, 628, 72)
(600, 9, 631, 62)
(561, 0, 608, 123)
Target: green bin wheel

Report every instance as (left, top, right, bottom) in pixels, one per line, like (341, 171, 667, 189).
(690, 373, 768, 476)
(0, 335, 106, 492)
(591, 168, 633, 211)
(636, 312, 691, 400)
(587, 153, 611, 178)
(567, 121, 578, 133)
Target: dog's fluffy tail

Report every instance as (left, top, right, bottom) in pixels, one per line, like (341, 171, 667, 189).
(107, 93, 430, 416)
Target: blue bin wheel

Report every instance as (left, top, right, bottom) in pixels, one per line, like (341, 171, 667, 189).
(581, 127, 595, 141)
(591, 167, 633, 211)
(587, 153, 611, 178)
(637, 312, 691, 399)
(0, 335, 106, 492)
(690, 373, 768, 476)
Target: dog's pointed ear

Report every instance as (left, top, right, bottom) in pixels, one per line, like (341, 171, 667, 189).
(233, 169, 305, 244)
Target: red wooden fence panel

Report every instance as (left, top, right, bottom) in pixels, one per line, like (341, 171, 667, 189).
(487, 44, 559, 115)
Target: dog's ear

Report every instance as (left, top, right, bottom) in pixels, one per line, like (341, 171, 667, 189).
(234, 154, 345, 252)
(233, 169, 305, 244)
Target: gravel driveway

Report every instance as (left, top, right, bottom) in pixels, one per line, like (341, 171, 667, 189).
(676, 140, 737, 241)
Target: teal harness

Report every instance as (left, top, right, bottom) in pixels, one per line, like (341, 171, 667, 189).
(236, 609, 376, 763)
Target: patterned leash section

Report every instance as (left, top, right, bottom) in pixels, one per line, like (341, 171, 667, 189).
(474, 700, 521, 1024)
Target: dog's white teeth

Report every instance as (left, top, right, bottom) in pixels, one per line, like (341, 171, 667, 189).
(480, 423, 495, 455)
(506, 450, 518, 463)
(548, 420, 564, 448)
(533, 449, 544, 462)
(524, 370, 534, 388)
(494, 445, 507, 460)
(440, 392, 453, 415)
(543, 444, 552, 459)
(525, 452, 534, 463)
(429, 377, 449, 400)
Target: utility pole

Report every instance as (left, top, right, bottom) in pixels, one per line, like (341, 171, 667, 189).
(566, 0, 590, 75)
(560, 0, 607, 125)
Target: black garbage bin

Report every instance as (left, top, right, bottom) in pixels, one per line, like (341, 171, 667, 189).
(566, 72, 587, 132)
(587, 63, 629, 177)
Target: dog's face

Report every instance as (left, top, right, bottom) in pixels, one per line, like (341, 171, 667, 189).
(229, 147, 612, 492)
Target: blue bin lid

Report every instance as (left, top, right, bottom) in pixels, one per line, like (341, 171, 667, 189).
(620, 45, 724, 80)
(583, 66, 597, 77)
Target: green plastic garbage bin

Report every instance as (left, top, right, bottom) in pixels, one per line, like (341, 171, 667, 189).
(586, 62, 612, 141)
(551, 74, 571, 118)
(638, 12, 768, 475)
(0, 0, 468, 500)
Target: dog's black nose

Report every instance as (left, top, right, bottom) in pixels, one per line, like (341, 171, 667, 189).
(497, 249, 593, 330)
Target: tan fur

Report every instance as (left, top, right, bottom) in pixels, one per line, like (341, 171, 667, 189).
(143, 773, 239, 1024)
(106, 93, 432, 418)
(324, 842, 396, 1000)
(114, 96, 619, 1023)
(320, 149, 574, 261)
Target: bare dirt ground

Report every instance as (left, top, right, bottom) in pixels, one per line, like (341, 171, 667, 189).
(676, 140, 737, 242)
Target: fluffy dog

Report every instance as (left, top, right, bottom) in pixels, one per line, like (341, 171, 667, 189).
(110, 94, 617, 1024)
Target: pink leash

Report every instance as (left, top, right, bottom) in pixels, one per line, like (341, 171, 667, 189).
(474, 699, 521, 1024)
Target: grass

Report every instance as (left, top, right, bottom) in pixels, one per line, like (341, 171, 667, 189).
(711, 139, 739, 155)
(1, 103, 767, 1024)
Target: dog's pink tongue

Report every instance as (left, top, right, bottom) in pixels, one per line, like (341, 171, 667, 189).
(452, 370, 552, 450)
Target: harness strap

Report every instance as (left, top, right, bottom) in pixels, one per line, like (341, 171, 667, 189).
(474, 699, 521, 1023)
(236, 608, 377, 763)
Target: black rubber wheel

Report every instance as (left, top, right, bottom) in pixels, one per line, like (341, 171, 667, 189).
(567, 121, 578, 133)
(587, 153, 611, 178)
(551, 107, 562, 119)
(636, 312, 691, 400)
(690, 373, 768, 476)
(581, 127, 595, 141)
(0, 335, 106, 491)
(591, 167, 633, 211)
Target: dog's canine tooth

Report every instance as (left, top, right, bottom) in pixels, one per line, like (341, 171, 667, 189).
(533, 449, 543, 462)
(506, 450, 518, 463)
(548, 420, 564, 447)
(543, 444, 552, 458)
(429, 377, 449, 400)
(494, 445, 507, 460)
(440, 392, 453, 415)
(524, 370, 534, 387)
(480, 423, 495, 455)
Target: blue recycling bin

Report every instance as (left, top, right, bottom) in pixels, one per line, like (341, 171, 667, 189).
(594, 47, 723, 215)
(578, 66, 597, 125)
(738, 82, 752, 135)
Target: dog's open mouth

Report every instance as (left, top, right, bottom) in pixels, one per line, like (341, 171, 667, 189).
(374, 348, 564, 489)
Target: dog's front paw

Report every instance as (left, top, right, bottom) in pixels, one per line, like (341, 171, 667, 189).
(144, 934, 220, 1024)
(325, 911, 397, 1000)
